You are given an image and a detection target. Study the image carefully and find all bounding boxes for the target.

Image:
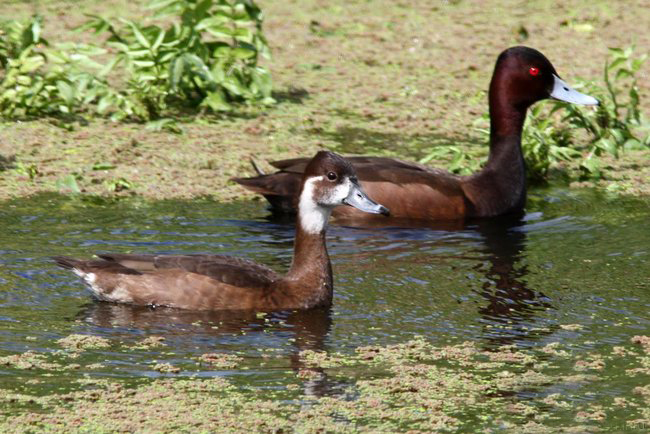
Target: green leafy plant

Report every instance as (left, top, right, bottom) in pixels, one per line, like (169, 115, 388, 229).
(1, 0, 273, 122)
(520, 104, 579, 182)
(81, 0, 274, 118)
(56, 174, 82, 193)
(106, 177, 133, 192)
(14, 161, 39, 181)
(548, 47, 649, 178)
(0, 16, 116, 120)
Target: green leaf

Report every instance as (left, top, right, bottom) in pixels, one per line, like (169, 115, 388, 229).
(200, 24, 233, 38)
(151, 29, 166, 52)
(97, 96, 111, 114)
(56, 81, 75, 105)
(201, 90, 231, 111)
(56, 174, 81, 193)
(607, 57, 626, 71)
(615, 68, 632, 80)
(132, 60, 156, 68)
(19, 55, 45, 73)
(182, 53, 213, 83)
(609, 128, 625, 145)
(129, 22, 151, 48)
(233, 27, 252, 42)
(92, 162, 116, 170)
(196, 15, 229, 29)
(232, 46, 256, 59)
(16, 75, 32, 86)
(145, 118, 183, 134)
(194, 0, 214, 21)
(595, 138, 618, 157)
(99, 56, 122, 77)
(30, 16, 42, 43)
(622, 138, 642, 150)
(106, 177, 133, 192)
(251, 67, 272, 97)
(148, 0, 180, 12)
(169, 56, 186, 90)
(127, 49, 152, 58)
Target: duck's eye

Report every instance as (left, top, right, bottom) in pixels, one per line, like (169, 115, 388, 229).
(529, 67, 540, 76)
(326, 171, 337, 181)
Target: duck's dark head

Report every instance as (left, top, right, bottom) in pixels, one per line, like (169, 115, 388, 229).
(490, 46, 599, 109)
(298, 151, 389, 233)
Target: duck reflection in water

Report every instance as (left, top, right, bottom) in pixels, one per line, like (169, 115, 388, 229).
(78, 303, 340, 398)
(301, 212, 555, 348)
(469, 213, 554, 347)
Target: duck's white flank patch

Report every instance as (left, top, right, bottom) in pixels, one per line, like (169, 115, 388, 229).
(298, 176, 331, 234)
(72, 269, 133, 303)
(73, 269, 105, 300)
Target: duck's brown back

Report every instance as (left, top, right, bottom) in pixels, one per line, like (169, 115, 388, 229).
(234, 156, 470, 221)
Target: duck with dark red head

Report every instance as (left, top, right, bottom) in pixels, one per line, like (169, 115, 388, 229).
(54, 151, 388, 311)
(234, 46, 598, 223)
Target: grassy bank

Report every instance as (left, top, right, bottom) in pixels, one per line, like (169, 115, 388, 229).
(1, 0, 648, 201)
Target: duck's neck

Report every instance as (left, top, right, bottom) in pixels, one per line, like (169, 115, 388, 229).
(283, 200, 333, 308)
(466, 86, 529, 217)
(487, 90, 527, 167)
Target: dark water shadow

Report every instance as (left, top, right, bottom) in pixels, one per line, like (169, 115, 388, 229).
(77, 303, 340, 397)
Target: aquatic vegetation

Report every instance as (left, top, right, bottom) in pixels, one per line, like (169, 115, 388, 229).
(130, 336, 166, 350)
(56, 334, 111, 351)
(1, 335, 649, 431)
(153, 362, 181, 373)
(197, 352, 243, 369)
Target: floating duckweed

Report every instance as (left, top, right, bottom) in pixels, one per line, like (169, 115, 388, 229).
(197, 353, 243, 369)
(631, 335, 650, 353)
(56, 334, 111, 351)
(130, 336, 166, 350)
(153, 363, 180, 374)
(0, 351, 61, 371)
(0, 336, 649, 432)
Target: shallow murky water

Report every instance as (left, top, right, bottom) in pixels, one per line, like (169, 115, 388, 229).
(0, 189, 649, 426)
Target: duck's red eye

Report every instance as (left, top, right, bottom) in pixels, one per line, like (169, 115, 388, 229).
(529, 67, 540, 76)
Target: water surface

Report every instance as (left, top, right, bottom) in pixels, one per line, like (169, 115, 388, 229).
(0, 189, 648, 425)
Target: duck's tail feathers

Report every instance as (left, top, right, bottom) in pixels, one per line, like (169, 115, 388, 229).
(53, 256, 142, 275)
(250, 159, 265, 176)
(231, 171, 301, 214)
(53, 256, 83, 270)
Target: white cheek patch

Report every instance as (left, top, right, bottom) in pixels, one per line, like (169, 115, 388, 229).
(298, 176, 331, 234)
(324, 178, 352, 206)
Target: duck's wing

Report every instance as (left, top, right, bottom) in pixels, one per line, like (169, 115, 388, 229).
(95, 253, 278, 289)
(54, 255, 279, 310)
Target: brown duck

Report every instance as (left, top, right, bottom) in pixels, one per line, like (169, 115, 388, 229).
(233, 46, 599, 222)
(54, 151, 389, 311)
